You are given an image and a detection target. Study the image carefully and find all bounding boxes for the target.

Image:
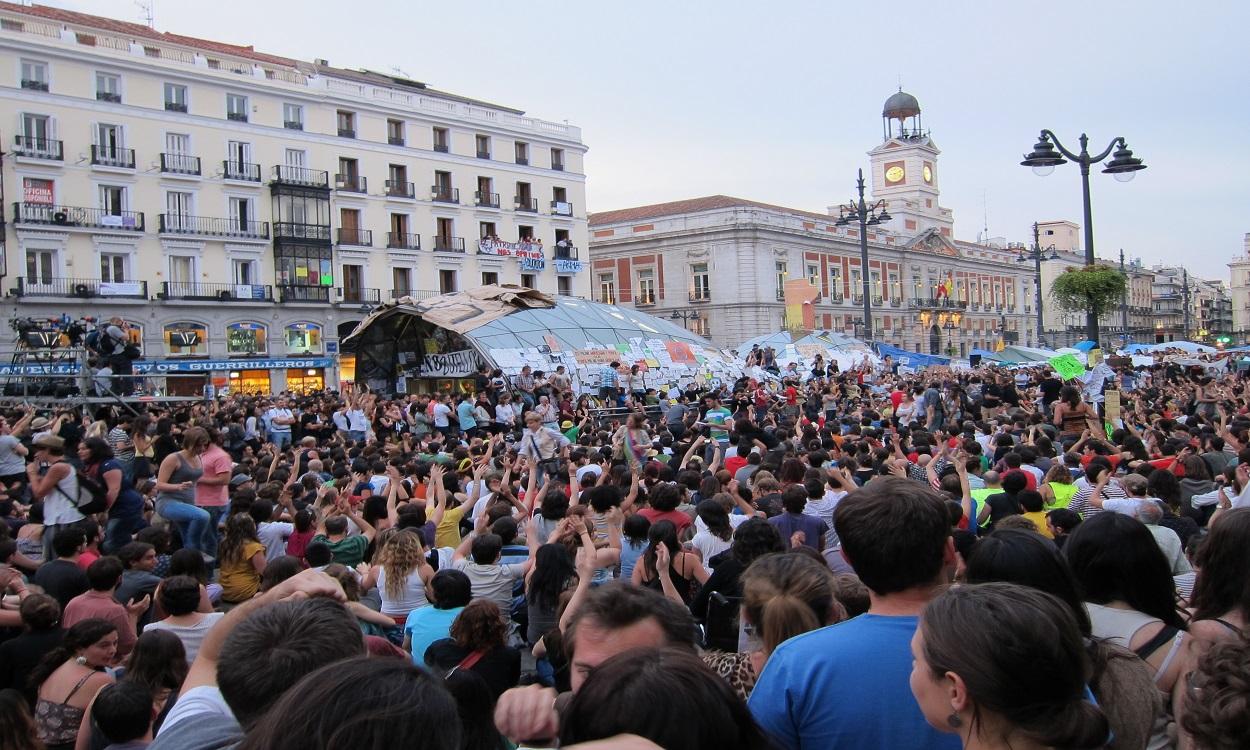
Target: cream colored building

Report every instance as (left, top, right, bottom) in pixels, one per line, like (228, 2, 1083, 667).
(1227, 234, 1250, 344)
(589, 92, 1036, 353)
(0, 3, 589, 394)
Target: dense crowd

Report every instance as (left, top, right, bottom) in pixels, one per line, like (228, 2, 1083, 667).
(0, 352, 1249, 750)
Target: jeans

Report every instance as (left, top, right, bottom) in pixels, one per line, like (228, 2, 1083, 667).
(348, 430, 367, 443)
(268, 431, 292, 449)
(200, 506, 226, 559)
(156, 498, 212, 556)
(104, 514, 147, 554)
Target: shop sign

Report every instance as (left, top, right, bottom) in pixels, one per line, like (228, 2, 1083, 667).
(553, 259, 584, 274)
(0, 357, 334, 376)
(417, 349, 483, 378)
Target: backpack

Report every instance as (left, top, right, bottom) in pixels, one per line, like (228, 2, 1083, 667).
(53, 462, 110, 515)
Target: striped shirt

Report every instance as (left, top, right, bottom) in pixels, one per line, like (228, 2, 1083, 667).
(1070, 479, 1127, 518)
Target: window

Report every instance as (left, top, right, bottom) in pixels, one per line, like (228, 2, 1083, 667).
(337, 110, 356, 138)
(850, 269, 863, 301)
(163, 83, 187, 112)
(518, 225, 534, 242)
(636, 269, 656, 305)
(283, 103, 303, 130)
(599, 273, 616, 304)
(164, 322, 208, 357)
(476, 176, 496, 207)
(888, 272, 901, 299)
(775, 261, 787, 300)
(341, 264, 363, 299)
(165, 191, 192, 228)
(480, 221, 496, 239)
(99, 185, 125, 215)
(806, 264, 819, 286)
(20, 59, 48, 90)
(515, 141, 529, 165)
(26, 249, 55, 283)
(387, 119, 405, 145)
(168, 255, 195, 285)
(226, 322, 267, 355)
(433, 127, 449, 153)
(690, 263, 710, 301)
(439, 269, 457, 294)
(232, 259, 257, 286)
(95, 71, 120, 102)
(226, 93, 248, 122)
(475, 134, 491, 158)
(870, 271, 882, 301)
(552, 187, 571, 216)
(226, 140, 252, 178)
(284, 148, 306, 168)
(830, 267, 844, 299)
(433, 170, 455, 202)
(436, 217, 454, 249)
(95, 123, 123, 157)
(551, 148, 564, 171)
(392, 268, 412, 297)
(482, 271, 499, 286)
(337, 157, 362, 191)
(165, 132, 190, 155)
(557, 276, 572, 296)
(692, 316, 710, 337)
(515, 182, 533, 210)
(386, 164, 409, 197)
(99, 253, 128, 283)
(285, 323, 323, 355)
(521, 273, 537, 289)
(229, 197, 253, 232)
(390, 213, 409, 236)
(19, 114, 53, 156)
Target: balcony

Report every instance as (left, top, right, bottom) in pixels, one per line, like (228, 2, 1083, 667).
(159, 214, 269, 240)
(284, 120, 303, 130)
(15, 276, 147, 299)
(872, 296, 884, 306)
(164, 101, 187, 113)
(553, 244, 579, 260)
(913, 297, 969, 311)
(96, 91, 121, 103)
(273, 222, 332, 241)
(385, 180, 415, 199)
(222, 161, 261, 182)
(337, 228, 373, 246)
(433, 236, 465, 253)
(227, 112, 248, 122)
(474, 191, 500, 208)
(334, 174, 367, 193)
(91, 145, 135, 169)
(636, 294, 657, 307)
(338, 128, 356, 139)
(387, 232, 421, 250)
(550, 201, 574, 217)
(515, 197, 538, 213)
(552, 160, 565, 172)
(272, 165, 329, 189)
(477, 149, 491, 159)
(13, 135, 62, 160)
(689, 290, 711, 303)
(516, 156, 529, 166)
(160, 282, 273, 301)
(431, 185, 459, 203)
(21, 79, 48, 91)
(388, 136, 405, 146)
(278, 285, 331, 303)
(390, 289, 440, 302)
(433, 143, 449, 154)
(852, 294, 865, 305)
(828, 293, 845, 304)
(337, 287, 381, 304)
(889, 298, 902, 307)
(160, 153, 201, 176)
(13, 202, 144, 232)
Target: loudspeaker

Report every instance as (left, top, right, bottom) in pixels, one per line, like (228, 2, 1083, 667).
(969, 354, 982, 367)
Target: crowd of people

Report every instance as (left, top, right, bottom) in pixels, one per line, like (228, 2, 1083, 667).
(0, 352, 1248, 749)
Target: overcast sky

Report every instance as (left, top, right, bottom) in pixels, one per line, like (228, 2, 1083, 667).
(50, 0, 1248, 281)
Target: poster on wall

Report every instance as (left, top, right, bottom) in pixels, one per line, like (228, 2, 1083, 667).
(665, 341, 697, 365)
(418, 349, 483, 378)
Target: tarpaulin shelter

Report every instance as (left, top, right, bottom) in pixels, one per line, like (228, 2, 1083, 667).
(342, 286, 741, 395)
(873, 342, 949, 368)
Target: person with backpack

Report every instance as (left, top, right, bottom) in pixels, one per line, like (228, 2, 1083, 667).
(25, 434, 85, 560)
(96, 317, 138, 397)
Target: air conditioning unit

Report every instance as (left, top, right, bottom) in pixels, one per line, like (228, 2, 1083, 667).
(73, 284, 92, 298)
(218, 290, 233, 301)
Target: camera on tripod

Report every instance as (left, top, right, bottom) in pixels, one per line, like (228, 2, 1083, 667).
(10, 315, 97, 349)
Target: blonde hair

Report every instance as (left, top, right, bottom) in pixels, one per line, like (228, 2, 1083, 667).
(380, 530, 424, 600)
(741, 553, 845, 656)
(752, 471, 780, 494)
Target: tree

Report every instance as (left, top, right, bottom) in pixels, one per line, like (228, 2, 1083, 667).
(1049, 266, 1127, 338)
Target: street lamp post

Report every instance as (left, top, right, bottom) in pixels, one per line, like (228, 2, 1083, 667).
(835, 169, 891, 343)
(1020, 130, 1146, 347)
(1016, 222, 1059, 347)
(669, 309, 701, 332)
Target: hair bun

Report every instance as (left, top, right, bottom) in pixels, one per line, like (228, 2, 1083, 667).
(1032, 697, 1110, 749)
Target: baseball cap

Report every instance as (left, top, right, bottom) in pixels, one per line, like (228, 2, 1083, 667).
(229, 473, 252, 487)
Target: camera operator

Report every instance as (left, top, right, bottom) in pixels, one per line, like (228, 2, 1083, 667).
(100, 317, 136, 396)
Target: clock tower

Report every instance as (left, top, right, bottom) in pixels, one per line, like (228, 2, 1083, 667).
(865, 90, 953, 239)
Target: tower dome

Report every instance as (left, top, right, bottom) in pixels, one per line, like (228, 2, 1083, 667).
(882, 90, 920, 120)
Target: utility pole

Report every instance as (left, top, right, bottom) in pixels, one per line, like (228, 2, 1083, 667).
(1182, 269, 1191, 341)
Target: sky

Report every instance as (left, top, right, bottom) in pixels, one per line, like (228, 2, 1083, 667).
(46, 0, 1250, 281)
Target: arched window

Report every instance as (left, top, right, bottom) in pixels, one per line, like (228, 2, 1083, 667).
(285, 322, 323, 355)
(226, 322, 268, 356)
(163, 321, 208, 356)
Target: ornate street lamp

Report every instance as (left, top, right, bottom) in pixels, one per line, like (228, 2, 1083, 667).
(834, 169, 891, 343)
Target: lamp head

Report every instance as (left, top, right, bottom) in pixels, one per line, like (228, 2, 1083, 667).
(1021, 134, 1067, 175)
(1103, 142, 1146, 182)
(875, 209, 892, 223)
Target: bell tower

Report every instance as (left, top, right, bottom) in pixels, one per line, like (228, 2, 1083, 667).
(867, 89, 953, 239)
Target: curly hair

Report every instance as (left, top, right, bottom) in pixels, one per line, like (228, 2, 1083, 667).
(1181, 633, 1250, 749)
(450, 599, 508, 652)
(380, 530, 425, 600)
(217, 513, 260, 567)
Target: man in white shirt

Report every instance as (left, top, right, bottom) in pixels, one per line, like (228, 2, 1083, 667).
(264, 398, 295, 449)
(432, 394, 455, 440)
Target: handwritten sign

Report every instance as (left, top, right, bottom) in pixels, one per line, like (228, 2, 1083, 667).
(573, 349, 619, 365)
(418, 349, 482, 378)
(1049, 354, 1086, 381)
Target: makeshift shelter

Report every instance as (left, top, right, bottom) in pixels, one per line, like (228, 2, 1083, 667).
(342, 286, 741, 395)
(873, 342, 949, 368)
(993, 345, 1061, 365)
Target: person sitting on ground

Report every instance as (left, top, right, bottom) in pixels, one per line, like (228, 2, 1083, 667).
(424, 599, 521, 700)
(142, 575, 223, 665)
(63, 557, 149, 662)
(90, 681, 158, 750)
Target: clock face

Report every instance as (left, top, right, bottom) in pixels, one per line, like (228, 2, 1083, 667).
(923, 165, 933, 183)
(885, 165, 905, 184)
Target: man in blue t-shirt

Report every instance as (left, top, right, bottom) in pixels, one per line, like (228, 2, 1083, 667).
(748, 476, 960, 750)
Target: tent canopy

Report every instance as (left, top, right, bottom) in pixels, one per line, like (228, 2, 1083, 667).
(874, 342, 949, 367)
(994, 345, 1060, 364)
